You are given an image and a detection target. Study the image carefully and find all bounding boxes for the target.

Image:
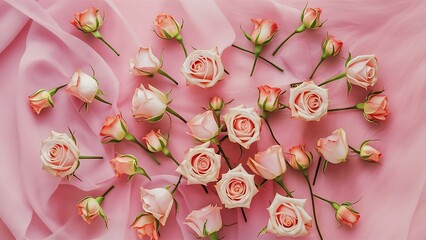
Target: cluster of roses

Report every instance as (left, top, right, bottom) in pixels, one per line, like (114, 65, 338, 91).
(31, 5, 389, 240)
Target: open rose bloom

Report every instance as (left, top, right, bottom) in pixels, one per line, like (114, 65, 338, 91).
(130, 47, 162, 77)
(346, 55, 378, 89)
(289, 81, 329, 121)
(66, 70, 99, 103)
(70, 7, 103, 33)
(247, 145, 287, 180)
(99, 114, 128, 143)
(249, 18, 278, 45)
(154, 13, 181, 39)
(140, 187, 173, 226)
(316, 128, 349, 164)
(131, 214, 159, 240)
(187, 110, 220, 142)
(132, 84, 168, 122)
(185, 205, 222, 237)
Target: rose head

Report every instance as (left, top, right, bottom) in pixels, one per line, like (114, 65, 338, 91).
(140, 187, 174, 226)
(289, 81, 329, 121)
(257, 85, 282, 112)
(336, 205, 360, 227)
(131, 84, 168, 122)
(287, 145, 312, 170)
(29, 89, 53, 114)
(143, 130, 168, 152)
(131, 214, 159, 240)
(130, 47, 162, 77)
(247, 145, 287, 180)
(154, 13, 181, 39)
(187, 110, 220, 142)
(66, 70, 99, 103)
(249, 18, 278, 45)
(323, 34, 343, 57)
(209, 96, 225, 111)
(360, 143, 381, 163)
(185, 204, 222, 237)
(346, 55, 378, 89)
(100, 114, 128, 143)
(316, 128, 349, 164)
(302, 7, 323, 29)
(110, 154, 138, 177)
(362, 94, 389, 122)
(77, 197, 102, 224)
(70, 7, 103, 33)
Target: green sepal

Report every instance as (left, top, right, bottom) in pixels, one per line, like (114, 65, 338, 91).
(173, 198, 179, 215)
(146, 114, 164, 123)
(346, 80, 352, 95)
(203, 221, 209, 237)
(136, 167, 151, 180)
(130, 212, 147, 227)
(162, 29, 173, 39)
(300, 3, 308, 21)
(68, 127, 77, 145)
(345, 52, 352, 67)
(258, 225, 267, 236)
(99, 209, 109, 228)
(322, 160, 328, 173)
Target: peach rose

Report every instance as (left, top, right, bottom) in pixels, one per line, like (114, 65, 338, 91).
(336, 205, 360, 227)
(302, 7, 322, 29)
(181, 48, 225, 88)
(360, 144, 381, 163)
(130, 47, 162, 77)
(176, 142, 221, 185)
(249, 19, 278, 45)
(28, 90, 53, 114)
(154, 13, 181, 39)
(286, 145, 312, 170)
(110, 154, 137, 177)
(140, 187, 174, 226)
(77, 197, 102, 224)
(257, 85, 282, 112)
(132, 84, 168, 122)
(266, 194, 312, 237)
(185, 205, 222, 237)
(215, 164, 258, 208)
(289, 81, 329, 121)
(316, 128, 349, 164)
(66, 70, 99, 103)
(40, 131, 80, 177)
(323, 34, 343, 57)
(143, 130, 167, 152)
(99, 114, 128, 143)
(223, 105, 262, 149)
(70, 7, 102, 33)
(346, 55, 378, 89)
(362, 95, 389, 121)
(187, 110, 220, 142)
(131, 214, 159, 240)
(247, 145, 287, 180)
(209, 96, 224, 111)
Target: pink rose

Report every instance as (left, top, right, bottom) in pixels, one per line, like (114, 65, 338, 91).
(247, 145, 287, 180)
(99, 114, 128, 143)
(132, 84, 168, 122)
(249, 19, 278, 45)
(323, 34, 343, 57)
(289, 81, 329, 121)
(140, 187, 173, 226)
(70, 7, 102, 33)
(257, 85, 282, 112)
(187, 110, 220, 142)
(181, 48, 225, 88)
(131, 214, 159, 240)
(66, 70, 99, 103)
(40, 131, 80, 177)
(215, 164, 258, 208)
(336, 205, 360, 227)
(154, 13, 181, 39)
(223, 105, 262, 149)
(143, 130, 168, 152)
(346, 55, 378, 89)
(130, 47, 162, 77)
(360, 144, 381, 163)
(266, 194, 312, 237)
(316, 128, 349, 164)
(77, 197, 102, 224)
(286, 145, 312, 170)
(110, 154, 137, 177)
(176, 142, 221, 185)
(302, 7, 322, 29)
(28, 90, 53, 114)
(362, 95, 389, 121)
(209, 96, 224, 111)
(185, 205, 222, 237)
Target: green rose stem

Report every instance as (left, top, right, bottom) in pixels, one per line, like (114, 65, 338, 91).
(256, 179, 267, 189)
(250, 45, 263, 76)
(94, 95, 112, 105)
(261, 112, 280, 146)
(91, 31, 120, 56)
(318, 72, 346, 87)
(313, 194, 340, 210)
(274, 175, 293, 197)
(328, 104, 360, 112)
(302, 170, 323, 240)
(166, 107, 187, 124)
(272, 25, 306, 56)
(231, 44, 284, 72)
(215, 142, 232, 169)
(348, 145, 361, 154)
(240, 208, 247, 223)
(161, 147, 180, 166)
(309, 52, 328, 79)
(175, 34, 188, 57)
(157, 69, 179, 85)
(313, 156, 322, 186)
(124, 133, 161, 165)
(79, 155, 103, 159)
(95, 185, 115, 205)
(209, 231, 219, 240)
(171, 174, 183, 195)
(48, 84, 67, 95)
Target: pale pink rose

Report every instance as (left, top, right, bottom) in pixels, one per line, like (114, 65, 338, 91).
(286, 145, 312, 170)
(289, 81, 329, 121)
(70, 7, 103, 33)
(363, 95, 389, 121)
(215, 164, 258, 208)
(77, 197, 101, 224)
(181, 48, 225, 88)
(131, 214, 159, 240)
(187, 110, 220, 142)
(336, 205, 360, 227)
(257, 85, 282, 112)
(323, 34, 343, 57)
(249, 19, 278, 45)
(66, 70, 99, 103)
(154, 13, 181, 39)
(110, 154, 138, 177)
(266, 193, 312, 237)
(176, 142, 221, 185)
(223, 105, 262, 149)
(360, 144, 381, 163)
(40, 131, 80, 177)
(302, 7, 322, 29)
(185, 205, 222, 237)
(99, 114, 128, 143)
(346, 55, 378, 89)
(131, 84, 168, 122)
(143, 130, 167, 152)
(140, 187, 174, 226)
(130, 47, 162, 77)
(247, 145, 287, 180)
(316, 128, 349, 164)
(209, 96, 224, 111)
(28, 90, 53, 114)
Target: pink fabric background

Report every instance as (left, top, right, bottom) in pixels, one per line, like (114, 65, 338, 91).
(1, 0, 425, 239)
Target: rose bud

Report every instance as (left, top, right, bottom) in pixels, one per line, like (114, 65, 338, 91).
(286, 145, 312, 170)
(346, 55, 378, 89)
(154, 13, 182, 39)
(99, 114, 128, 143)
(187, 110, 220, 142)
(266, 193, 312, 237)
(335, 204, 360, 227)
(323, 34, 343, 57)
(185, 205, 222, 238)
(66, 70, 99, 103)
(143, 130, 168, 152)
(357, 94, 389, 122)
(110, 154, 150, 179)
(131, 214, 159, 240)
(257, 85, 282, 112)
(70, 7, 102, 33)
(247, 145, 287, 180)
(360, 143, 381, 163)
(302, 7, 323, 29)
(130, 47, 162, 77)
(289, 81, 329, 121)
(131, 84, 168, 122)
(28, 90, 53, 114)
(140, 187, 174, 226)
(209, 96, 225, 111)
(248, 19, 278, 45)
(77, 186, 114, 227)
(215, 164, 258, 208)
(315, 128, 349, 164)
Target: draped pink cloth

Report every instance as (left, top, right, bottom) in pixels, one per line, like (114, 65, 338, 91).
(1, 0, 425, 239)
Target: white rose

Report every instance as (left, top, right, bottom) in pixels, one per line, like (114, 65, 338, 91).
(289, 81, 329, 121)
(131, 84, 168, 122)
(66, 70, 99, 103)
